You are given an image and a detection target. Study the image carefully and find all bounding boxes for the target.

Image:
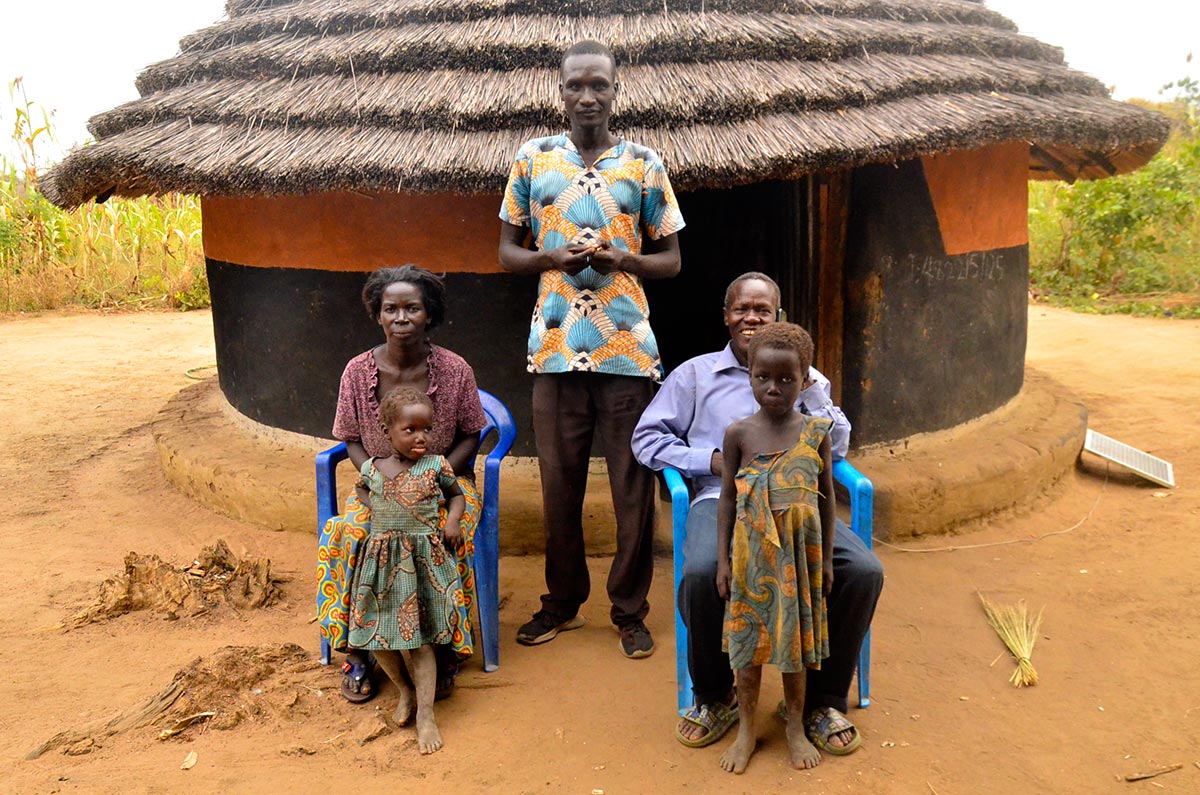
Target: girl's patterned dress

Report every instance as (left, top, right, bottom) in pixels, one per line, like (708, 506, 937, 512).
(347, 455, 472, 653)
(723, 416, 833, 672)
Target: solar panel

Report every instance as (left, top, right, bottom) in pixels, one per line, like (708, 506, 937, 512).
(1083, 429, 1175, 488)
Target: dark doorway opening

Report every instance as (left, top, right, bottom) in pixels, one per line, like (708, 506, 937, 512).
(646, 174, 848, 397)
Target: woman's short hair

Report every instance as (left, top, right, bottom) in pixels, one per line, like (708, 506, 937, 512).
(361, 265, 447, 329)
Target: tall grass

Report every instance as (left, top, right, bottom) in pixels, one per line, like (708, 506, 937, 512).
(0, 79, 208, 314)
(1028, 82, 1200, 318)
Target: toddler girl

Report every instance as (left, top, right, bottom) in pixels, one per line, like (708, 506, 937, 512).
(348, 386, 471, 754)
(715, 322, 835, 773)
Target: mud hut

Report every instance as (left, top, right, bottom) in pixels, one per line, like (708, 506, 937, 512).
(44, 0, 1168, 451)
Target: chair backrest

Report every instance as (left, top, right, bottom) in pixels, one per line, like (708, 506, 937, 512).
(475, 388, 517, 462)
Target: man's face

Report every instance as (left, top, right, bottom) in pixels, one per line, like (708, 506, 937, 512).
(559, 54, 618, 133)
(724, 279, 779, 365)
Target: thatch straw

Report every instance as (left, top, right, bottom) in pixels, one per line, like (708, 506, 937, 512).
(42, 90, 1168, 209)
(91, 55, 1107, 139)
(204, 0, 1018, 53)
(226, 0, 297, 17)
(138, 12, 1063, 94)
(42, 0, 1169, 208)
(979, 594, 1044, 687)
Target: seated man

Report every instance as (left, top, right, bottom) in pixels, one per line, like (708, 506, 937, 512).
(632, 272, 884, 753)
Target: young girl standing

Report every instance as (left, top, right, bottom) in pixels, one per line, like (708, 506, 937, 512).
(348, 386, 472, 754)
(715, 323, 836, 774)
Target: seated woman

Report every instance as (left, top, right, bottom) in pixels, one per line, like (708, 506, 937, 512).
(317, 265, 488, 703)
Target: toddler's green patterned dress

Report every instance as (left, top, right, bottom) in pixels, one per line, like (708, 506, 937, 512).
(348, 455, 471, 652)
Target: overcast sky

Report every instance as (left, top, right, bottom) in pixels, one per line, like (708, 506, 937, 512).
(1, 0, 1196, 167)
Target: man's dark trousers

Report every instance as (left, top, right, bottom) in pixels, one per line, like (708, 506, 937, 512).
(678, 497, 884, 712)
(533, 372, 657, 625)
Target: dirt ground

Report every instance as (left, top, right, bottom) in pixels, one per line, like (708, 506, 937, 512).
(1, 306, 1197, 794)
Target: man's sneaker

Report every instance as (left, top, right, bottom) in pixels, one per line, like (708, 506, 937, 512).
(617, 620, 655, 659)
(516, 611, 585, 645)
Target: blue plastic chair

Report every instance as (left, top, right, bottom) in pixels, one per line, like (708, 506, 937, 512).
(316, 388, 516, 672)
(664, 457, 874, 714)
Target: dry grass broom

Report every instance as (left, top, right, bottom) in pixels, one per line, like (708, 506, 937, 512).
(978, 594, 1044, 687)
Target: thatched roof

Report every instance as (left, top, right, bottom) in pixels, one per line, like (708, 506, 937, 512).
(43, 0, 1169, 208)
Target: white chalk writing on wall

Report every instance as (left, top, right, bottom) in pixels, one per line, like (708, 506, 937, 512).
(880, 252, 1007, 284)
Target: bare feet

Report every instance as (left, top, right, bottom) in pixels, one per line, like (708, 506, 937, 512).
(718, 726, 755, 774)
(406, 646, 442, 754)
(787, 717, 822, 769)
(392, 683, 416, 726)
(374, 650, 416, 725)
(415, 706, 443, 754)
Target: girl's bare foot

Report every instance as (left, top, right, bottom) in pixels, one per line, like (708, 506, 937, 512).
(403, 645, 440, 753)
(373, 650, 417, 725)
(392, 684, 416, 726)
(415, 706, 443, 754)
(718, 727, 755, 774)
(787, 719, 821, 769)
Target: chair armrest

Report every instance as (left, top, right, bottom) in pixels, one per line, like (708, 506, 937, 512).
(663, 467, 692, 573)
(316, 442, 349, 535)
(663, 467, 691, 527)
(832, 458, 873, 549)
(664, 466, 694, 712)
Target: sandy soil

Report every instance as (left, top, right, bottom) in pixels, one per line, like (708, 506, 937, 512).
(1, 306, 1197, 794)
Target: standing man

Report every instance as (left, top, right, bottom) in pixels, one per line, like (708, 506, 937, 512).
(498, 40, 684, 659)
(632, 272, 883, 753)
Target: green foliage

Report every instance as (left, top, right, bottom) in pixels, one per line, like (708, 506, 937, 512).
(1028, 80, 1200, 318)
(1, 79, 207, 313)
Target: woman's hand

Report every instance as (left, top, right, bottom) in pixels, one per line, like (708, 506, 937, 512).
(354, 480, 371, 509)
(823, 560, 834, 598)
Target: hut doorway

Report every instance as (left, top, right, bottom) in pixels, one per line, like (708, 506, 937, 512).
(646, 172, 849, 400)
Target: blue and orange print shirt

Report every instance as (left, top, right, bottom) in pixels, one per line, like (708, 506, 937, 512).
(500, 133, 685, 380)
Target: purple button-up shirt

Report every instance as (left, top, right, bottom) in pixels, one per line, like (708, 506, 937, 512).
(632, 343, 850, 504)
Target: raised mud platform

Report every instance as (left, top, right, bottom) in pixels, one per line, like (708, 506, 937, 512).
(153, 370, 1087, 549)
(850, 369, 1088, 538)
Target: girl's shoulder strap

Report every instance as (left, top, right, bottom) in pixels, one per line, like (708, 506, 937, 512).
(808, 414, 834, 433)
(803, 415, 834, 447)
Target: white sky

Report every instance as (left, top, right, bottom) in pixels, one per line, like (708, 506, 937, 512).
(1, 0, 1197, 167)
